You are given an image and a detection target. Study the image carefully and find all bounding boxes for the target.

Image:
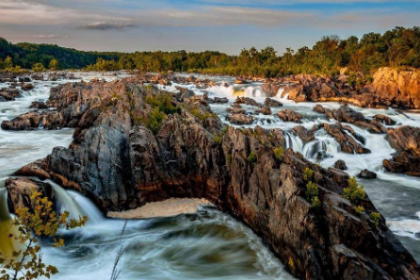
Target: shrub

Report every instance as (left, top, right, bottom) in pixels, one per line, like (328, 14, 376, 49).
(354, 206, 365, 215)
(190, 108, 216, 122)
(32, 63, 46, 73)
(247, 152, 257, 164)
(148, 107, 167, 134)
(370, 212, 381, 227)
(0, 190, 87, 279)
(303, 167, 314, 182)
(273, 147, 284, 161)
(145, 93, 179, 115)
(213, 134, 222, 144)
(343, 177, 366, 204)
(226, 153, 232, 166)
(306, 181, 319, 201)
(312, 196, 321, 210)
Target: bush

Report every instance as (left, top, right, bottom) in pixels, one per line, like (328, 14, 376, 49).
(190, 108, 216, 122)
(213, 134, 222, 144)
(148, 107, 167, 134)
(343, 177, 366, 204)
(311, 196, 321, 210)
(306, 181, 319, 201)
(247, 152, 257, 164)
(145, 93, 180, 115)
(273, 147, 284, 161)
(32, 63, 46, 73)
(370, 212, 381, 227)
(354, 206, 365, 215)
(303, 167, 314, 182)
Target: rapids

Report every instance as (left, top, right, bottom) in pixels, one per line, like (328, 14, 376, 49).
(1, 73, 420, 279)
(0, 73, 295, 280)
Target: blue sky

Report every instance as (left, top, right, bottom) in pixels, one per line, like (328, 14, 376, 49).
(0, 0, 419, 55)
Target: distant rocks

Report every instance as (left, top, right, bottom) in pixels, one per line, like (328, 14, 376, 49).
(276, 109, 303, 123)
(227, 114, 255, 125)
(0, 87, 21, 101)
(264, 98, 283, 107)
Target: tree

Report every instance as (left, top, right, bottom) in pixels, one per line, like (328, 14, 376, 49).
(49, 59, 59, 71)
(32, 63, 46, 73)
(0, 190, 88, 280)
(4, 56, 13, 70)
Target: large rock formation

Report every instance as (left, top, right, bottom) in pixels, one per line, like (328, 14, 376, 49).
(7, 79, 420, 280)
(383, 126, 420, 177)
(271, 68, 420, 109)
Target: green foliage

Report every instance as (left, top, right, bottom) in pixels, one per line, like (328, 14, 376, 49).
(354, 206, 365, 215)
(306, 181, 319, 201)
(247, 152, 257, 164)
(147, 107, 167, 134)
(369, 212, 381, 227)
(31, 63, 46, 73)
(303, 167, 314, 182)
(145, 94, 179, 115)
(49, 59, 59, 71)
(273, 147, 284, 161)
(343, 177, 366, 204)
(226, 153, 232, 166)
(2, 26, 420, 76)
(311, 196, 321, 210)
(0, 190, 87, 280)
(213, 134, 222, 144)
(190, 108, 216, 122)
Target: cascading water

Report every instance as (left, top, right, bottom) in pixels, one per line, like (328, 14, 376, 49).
(0, 75, 295, 280)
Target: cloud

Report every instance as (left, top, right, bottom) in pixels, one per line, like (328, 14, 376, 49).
(78, 22, 137, 30)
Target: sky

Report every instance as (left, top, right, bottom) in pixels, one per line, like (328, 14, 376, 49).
(0, 0, 419, 55)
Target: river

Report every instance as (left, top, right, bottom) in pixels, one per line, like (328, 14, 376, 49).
(1, 73, 420, 279)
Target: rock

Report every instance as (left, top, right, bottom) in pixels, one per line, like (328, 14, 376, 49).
(30, 101, 48, 109)
(334, 160, 348, 170)
(15, 160, 51, 180)
(277, 109, 303, 123)
(292, 126, 315, 143)
(21, 83, 34, 91)
(235, 96, 261, 107)
(1, 112, 43, 130)
(323, 123, 371, 154)
(11, 79, 420, 280)
(235, 79, 250, 85)
(313, 104, 326, 114)
(358, 169, 377, 179)
(227, 114, 255, 125)
(31, 74, 44, 81)
(373, 114, 396, 125)
(255, 106, 272, 115)
(264, 98, 283, 107)
(0, 88, 21, 101)
(226, 105, 246, 115)
(261, 84, 282, 97)
(176, 86, 195, 99)
(18, 76, 31, 83)
(5, 177, 53, 212)
(209, 97, 229, 104)
(383, 126, 420, 177)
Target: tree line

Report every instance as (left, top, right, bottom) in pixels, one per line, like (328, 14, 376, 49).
(1, 26, 419, 77)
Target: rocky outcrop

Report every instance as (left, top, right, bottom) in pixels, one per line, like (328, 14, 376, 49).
(1, 111, 64, 130)
(373, 114, 396, 125)
(235, 96, 261, 107)
(6, 177, 54, 212)
(334, 160, 348, 171)
(277, 109, 303, 123)
(264, 98, 283, 107)
(255, 106, 272, 115)
(227, 114, 255, 125)
(292, 126, 315, 143)
(0, 87, 21, 101)
(10, 79, 420, 280)
(323, 123, 371, 154)
(383, 126, 420, 177)
(276, 68, 420, 109)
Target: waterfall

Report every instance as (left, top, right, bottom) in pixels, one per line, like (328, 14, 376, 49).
(47, 180, 104, 224)
(285, 132, 303, 153)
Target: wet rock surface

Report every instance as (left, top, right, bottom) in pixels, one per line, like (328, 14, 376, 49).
(277, 109, 303, 123)
(0, 87, 21, 101)
(383, 126, 420, 177)
(358, 169, 377, 179)
(7, 78, 420, 280)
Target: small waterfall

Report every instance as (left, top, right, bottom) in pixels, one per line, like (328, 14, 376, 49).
(285, 132, 303, 153)
(47, 180, 104, 224)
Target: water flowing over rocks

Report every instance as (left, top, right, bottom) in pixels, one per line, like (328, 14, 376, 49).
(6, 78, 420, 280)
(0, 87, 21, 101)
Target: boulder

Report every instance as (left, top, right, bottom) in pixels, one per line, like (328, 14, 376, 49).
(357, 169, 377, 179)
(0, 88, 21, 101)
(277, 109, 303, 123)
(255, 106, 272, 115)
(373, 114, 396, 125)
(264, 98, 283, 107)
(21, 83, 34, 91)
(227, 114, 255, 125)
(323, 123, 371, 154)
(333, 160, 348, 171)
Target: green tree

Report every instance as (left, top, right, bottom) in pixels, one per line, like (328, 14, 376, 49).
(32, 63, 46, 73)
(4, 56, 13, 70)
(49, 59, 59, 71)
(0, 190, 87, 280)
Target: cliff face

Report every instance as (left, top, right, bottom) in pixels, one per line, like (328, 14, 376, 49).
(5, 79, 420, 280)
(278, 67, 420, 109)
(373, 67, 420, 109)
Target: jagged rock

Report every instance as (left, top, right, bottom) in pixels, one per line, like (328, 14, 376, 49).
(264, 98, 283, 107)
(292, 126, 315, 143)
(30, 101, 48, 109)
(334, 160, 348, 170)
(358, 169, 377, 179)
(5, 177, 53, 212)
(227, 114, 255, 125)
(277, 109, 303, 123)
(1, 112, 43, 130)
(226, 105, 246, 115)
(0, 88, 21, 101)
(15, 160, 51, 180)
(313, 104, 326, 114)
(209, 97, 229, 104)
(255, 106, 272, 115)
(323, 123, 371, 154)
(383, 126, 420, 177)
(373, 114, 396, 125)
(21, 83, 34, 91)
(235, 96, 261, 107)
(10, 79, 420, 280)
(176, 86, 195, 99)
